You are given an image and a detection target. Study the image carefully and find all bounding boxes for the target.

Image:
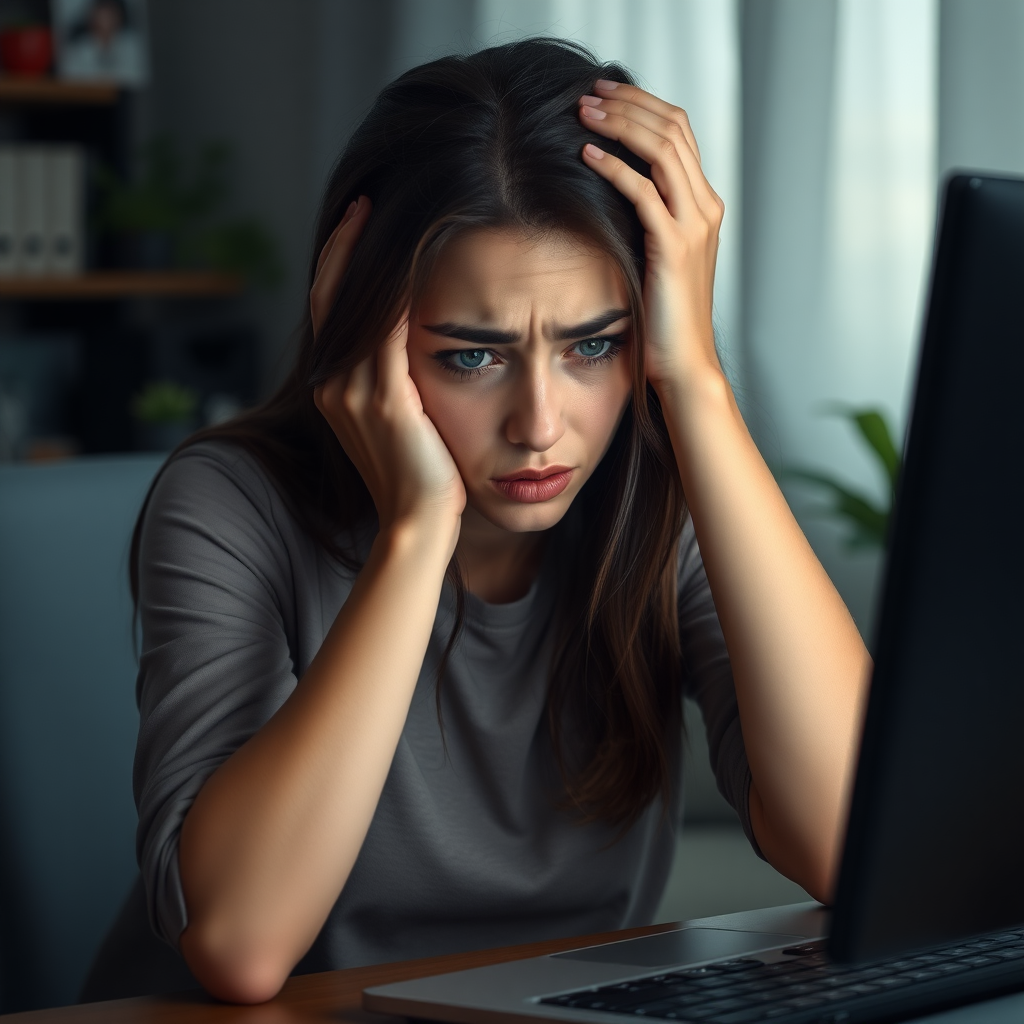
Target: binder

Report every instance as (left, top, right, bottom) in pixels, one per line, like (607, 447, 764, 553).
(46, 147, 85, 275)
(0, 147, 17, 276)
(16, 147, 49, 275)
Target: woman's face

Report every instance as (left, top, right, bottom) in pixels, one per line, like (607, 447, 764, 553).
(407, 228, 633, 534)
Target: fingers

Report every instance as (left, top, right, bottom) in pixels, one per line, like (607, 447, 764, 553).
(595, 79, 702, 164)
(313, 205, 351, 280)
(375, 312, 414, 406)
(315, 351, 376, 471)
(579, 97, 699, 223)
(310, 195, 372, 338)
(318, 312, 412, 444)
(580, 82, 723, 227)
(581, 143, 674, 236)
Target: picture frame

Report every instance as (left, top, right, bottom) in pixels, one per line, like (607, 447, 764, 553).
(52, 0, 149, 87)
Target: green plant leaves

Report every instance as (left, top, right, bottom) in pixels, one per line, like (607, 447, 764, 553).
(130, 381, 199, 424)
(820, 403, 901, 496)
(785, 469, 890, 548)
(92, 136, 282, 288)
(194, 220, 284, 288)
(784, 405, 903, 550)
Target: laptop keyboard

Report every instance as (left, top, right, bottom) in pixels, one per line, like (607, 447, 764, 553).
(539, 928, 1024, 1024)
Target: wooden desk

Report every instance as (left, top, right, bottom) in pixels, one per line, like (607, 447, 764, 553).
(3, 922, 682, 1024)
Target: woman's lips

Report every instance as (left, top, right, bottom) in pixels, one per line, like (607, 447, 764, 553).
(492, 468, 574, 503)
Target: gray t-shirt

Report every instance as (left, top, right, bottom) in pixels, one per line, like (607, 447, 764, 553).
(132, 441, 754, 975)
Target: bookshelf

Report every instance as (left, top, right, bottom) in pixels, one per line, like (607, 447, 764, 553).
(1, 78, 246, 301)
(1, 77, 258, 458)
(0, 270, 244, 300)
(0, 77, 118, 106)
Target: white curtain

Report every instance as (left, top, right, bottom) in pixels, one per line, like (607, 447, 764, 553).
(741, 0, 937, 631)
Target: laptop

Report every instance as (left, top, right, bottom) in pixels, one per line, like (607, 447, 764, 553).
(364, 173, 1024, 1024)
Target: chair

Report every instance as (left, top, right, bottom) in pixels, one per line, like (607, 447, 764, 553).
(0, 454, 163, 1012)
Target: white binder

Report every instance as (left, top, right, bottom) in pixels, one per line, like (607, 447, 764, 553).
(16, 147, 49, 275)
(46, 147, 85, 275)
(0, 146, 18, 276)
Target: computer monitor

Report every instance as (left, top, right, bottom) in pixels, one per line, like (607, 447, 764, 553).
(829, 173, 1024, 962)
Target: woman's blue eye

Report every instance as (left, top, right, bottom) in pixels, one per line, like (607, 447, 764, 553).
(575, 338, 613, 359)
(457, 349, 491, 369)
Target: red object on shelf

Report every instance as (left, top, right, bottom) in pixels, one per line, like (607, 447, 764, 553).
(0, 26, 53, 77)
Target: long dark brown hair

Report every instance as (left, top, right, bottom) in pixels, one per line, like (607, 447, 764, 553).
(131, 37, 688, 830)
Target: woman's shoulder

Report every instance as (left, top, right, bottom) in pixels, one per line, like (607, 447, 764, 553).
(144, 438, 308, 555)
(137, 439, 328, 615)
(147, 437, 374, 567)
(153, 439, 279, 516)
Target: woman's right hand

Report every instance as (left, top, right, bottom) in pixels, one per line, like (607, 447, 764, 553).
(310, 197, 466, 535)
(180, 206, 467, 1004)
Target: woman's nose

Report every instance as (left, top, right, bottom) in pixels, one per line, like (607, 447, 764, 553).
(503, 361, 566, 452)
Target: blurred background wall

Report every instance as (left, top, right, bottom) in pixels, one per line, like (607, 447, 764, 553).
(137, 0, 397, 385)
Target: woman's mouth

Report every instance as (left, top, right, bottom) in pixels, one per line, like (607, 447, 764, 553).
(492, 466, 574, 503)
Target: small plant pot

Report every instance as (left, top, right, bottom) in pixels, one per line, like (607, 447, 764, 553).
(0, 27, 53, 77)
(134, 419, 195, 452)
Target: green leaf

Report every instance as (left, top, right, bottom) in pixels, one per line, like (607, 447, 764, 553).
(130, 381, 199, 424)
(785, 468, 889, 548)
(91, 135, 281, 284)
(850, 409, 901, 490)
(819, 403, 902, 495)
(195, 219, 284, 288)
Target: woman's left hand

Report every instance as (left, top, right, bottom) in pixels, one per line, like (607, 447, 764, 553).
(578, 80, 724, 393)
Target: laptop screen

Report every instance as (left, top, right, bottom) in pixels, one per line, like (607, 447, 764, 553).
(829, 173, 1024, 963)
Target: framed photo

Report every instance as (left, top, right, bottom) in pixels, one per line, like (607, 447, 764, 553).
(52, 0, 150, 87)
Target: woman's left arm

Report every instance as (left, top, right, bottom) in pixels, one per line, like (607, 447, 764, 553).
(579, 80, 872, 903)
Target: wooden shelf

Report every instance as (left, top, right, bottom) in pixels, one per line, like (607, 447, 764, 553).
(0, 76, 119, 105)
(0, 271, 244, 300)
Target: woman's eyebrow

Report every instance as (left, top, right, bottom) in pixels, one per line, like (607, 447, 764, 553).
(423, 308, 631, 346)
(422, 323, 520, 345)
(554, 308, 631, 339)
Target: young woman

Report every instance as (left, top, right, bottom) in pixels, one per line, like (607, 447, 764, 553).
(89, 38, 871, 1005)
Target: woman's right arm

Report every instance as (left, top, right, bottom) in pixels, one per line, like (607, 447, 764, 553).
(178, 198, 466, 1003)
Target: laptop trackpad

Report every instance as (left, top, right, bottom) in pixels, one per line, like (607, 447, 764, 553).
(553, 928, 803, 967)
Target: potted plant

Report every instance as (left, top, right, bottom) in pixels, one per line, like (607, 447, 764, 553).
(94, 136, 283, 284)
(130, 380, 198, 451)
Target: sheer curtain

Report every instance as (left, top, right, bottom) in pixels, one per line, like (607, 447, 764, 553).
(741, 0, 937, 631)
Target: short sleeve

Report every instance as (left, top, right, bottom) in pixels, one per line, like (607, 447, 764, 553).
(133, 444, 303, 946)
(677, 517, 763, 857)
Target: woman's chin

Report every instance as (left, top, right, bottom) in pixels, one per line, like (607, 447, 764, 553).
(464, 491, 574, 535)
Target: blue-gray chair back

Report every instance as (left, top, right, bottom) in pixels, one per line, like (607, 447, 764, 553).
(0, 455, 163, 1012)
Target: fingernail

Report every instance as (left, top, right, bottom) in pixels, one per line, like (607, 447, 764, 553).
(595, 79, 619, 90)
(584, 143, 605, 159)
(345, 200, 357, 218)
(581, 104, 606, 120)
(579, 94, 602, 107)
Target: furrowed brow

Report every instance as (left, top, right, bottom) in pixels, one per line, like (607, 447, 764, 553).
(554, 308, 631, 340)
(423, 323, 521, 346)
(423, 308, 631, 346)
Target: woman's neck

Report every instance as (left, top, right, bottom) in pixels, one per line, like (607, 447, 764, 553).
(455, 505, 548, 604)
